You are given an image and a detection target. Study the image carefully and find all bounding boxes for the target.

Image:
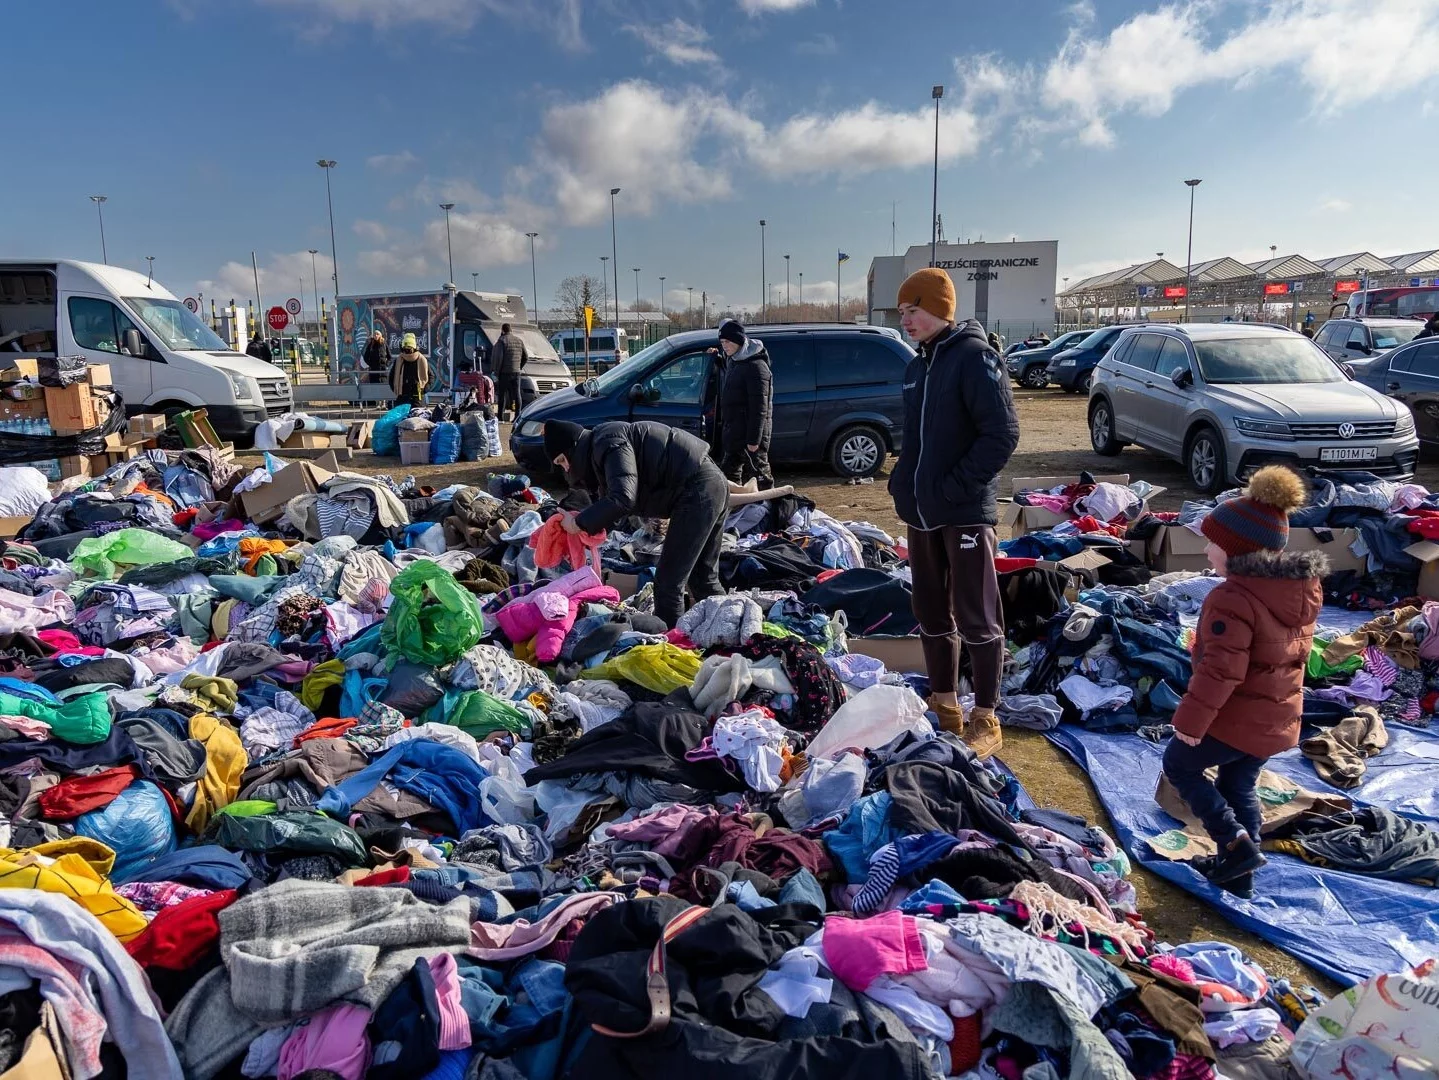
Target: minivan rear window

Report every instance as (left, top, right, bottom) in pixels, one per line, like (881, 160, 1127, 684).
(815, 339, 903, 386)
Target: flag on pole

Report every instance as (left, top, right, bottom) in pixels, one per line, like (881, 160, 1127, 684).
(837, 251, 850, 264)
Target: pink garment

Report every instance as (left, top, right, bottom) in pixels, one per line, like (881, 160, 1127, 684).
(606, 804, 719, 858)
(427, 953, 472, 1051)
(470, 891, 622, 960)
(0, 931, 109, 1078)
(130, 638, 202, 675)
(0, 715, 51, 739)
(276, 1003, 372, 1080)
(528, 514, 607, 572)
(35, 629, 76, 652)
(822, 911, 927, 991)
(0, 588, 74, 632)
(1148, 954, 1197, 983)
(1019, 492, 1073, 514)
(1419, 603, 1439, 662)
(494, 567, 619, 663)
(191, 518, 247, 541)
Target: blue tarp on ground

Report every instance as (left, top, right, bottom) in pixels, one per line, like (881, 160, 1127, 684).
(1045, 725, 1439, 987)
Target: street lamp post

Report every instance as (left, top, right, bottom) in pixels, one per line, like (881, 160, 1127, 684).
(600, 257, 609, 325)
(759, 220, 767, 323)
(658, 276, 666, 318)
(317, 160, 340, 296)
(308, 250, 322, 337)
(1062, 276, 1069, 328)
(609, 188, 621, 328)
(89, 196, 108, 263)
(798, 272, 803, 316)
(632, 267, 641, 312)
(145, 256, 155, 288)
(931, 85, 944, 267)
(687, 287, 694, 327)
(525, 233, 540, 325)
(438, 203, 456, 284)
(472, 273, 478, 290)
(1182, 179, 1202, 323)
(784, 254, 791, 320)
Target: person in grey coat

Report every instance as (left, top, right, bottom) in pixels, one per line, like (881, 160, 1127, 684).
(489, 323, 529, 421)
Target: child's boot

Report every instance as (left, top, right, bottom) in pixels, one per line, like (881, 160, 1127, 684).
(1207, 832, 1266, 883)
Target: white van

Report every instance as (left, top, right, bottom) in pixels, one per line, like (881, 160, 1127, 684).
(0, 260, 292, 443)
(548, 327, 629, 373)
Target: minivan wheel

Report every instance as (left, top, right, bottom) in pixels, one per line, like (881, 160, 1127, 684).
(1185, 425, 1228, 495)
(1089, 398, 1123, 457)
(1021, 365, 1049, 389)
(829, 424, 886, 478)
(1080, 370, 1095, 394)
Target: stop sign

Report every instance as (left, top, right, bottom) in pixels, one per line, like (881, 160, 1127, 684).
(266, 306, 289, 332)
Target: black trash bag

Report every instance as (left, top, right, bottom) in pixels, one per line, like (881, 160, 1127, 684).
(38, 355, 88, 387)
(380, 660, 445, 716)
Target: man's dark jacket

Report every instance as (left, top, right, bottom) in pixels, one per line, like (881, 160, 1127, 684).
(719, 339, 773, 453)
(887, 319, 1020, 529)
(571, 421, 715, 534)
(362, 337, 390, 372)
(490, 332, 529, 375)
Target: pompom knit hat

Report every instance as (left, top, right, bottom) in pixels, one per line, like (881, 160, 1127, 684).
(1200, 466, 1307, 557)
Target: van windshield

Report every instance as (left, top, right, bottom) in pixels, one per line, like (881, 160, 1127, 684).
(126, 297, 228, 352)
(585, 339, 672, 395)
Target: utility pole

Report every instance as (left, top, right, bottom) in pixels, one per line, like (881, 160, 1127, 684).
(1183, 178, 1202, 323)
(759, 219, 767, 323)
(439, 203, 456, 284)
(525, 232, 540, 325)
(784, 254, 791, 320)
(609, 188, 621, 327)
(89, 195, 109, 263)
(317, 160, 340, 296)
(930, 85, 944, 267)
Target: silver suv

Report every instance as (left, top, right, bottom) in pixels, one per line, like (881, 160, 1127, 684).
(1087, 324, 1418, 493)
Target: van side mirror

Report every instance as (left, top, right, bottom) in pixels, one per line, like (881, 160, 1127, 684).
(1356, 343, 1373, 355)
(122, 329, 145, 358)
(627, 382, 646, 403)
(1171, 367, 1193, 389)
(1341, 363, 1356, 378)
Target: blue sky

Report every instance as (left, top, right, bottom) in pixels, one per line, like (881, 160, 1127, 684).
(5, 0, 1438, 317)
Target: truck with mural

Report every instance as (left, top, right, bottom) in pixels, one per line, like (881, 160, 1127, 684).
(330, 290, 573, 407)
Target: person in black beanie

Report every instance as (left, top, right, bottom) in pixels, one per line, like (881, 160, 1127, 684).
(713, 318, 773, 488)
(544, 418, 730, 628)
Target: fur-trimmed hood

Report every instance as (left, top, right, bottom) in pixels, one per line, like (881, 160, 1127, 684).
(1225, 548, 1329, 581)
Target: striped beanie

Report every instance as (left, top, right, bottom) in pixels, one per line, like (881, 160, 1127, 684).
(1200, 466, 1307, 557)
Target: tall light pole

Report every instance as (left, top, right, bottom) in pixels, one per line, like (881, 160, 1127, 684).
(632, 267, 641, 311)
(658, 276, 666, 318)
(89, 195, 108, 263)
(798, 271, 803, 315)
(930, 85, 944, 267)
(1182, 178, 1201, 323)
(145, 256, 155, 288)
(308, 249, 321, 335)
(1062, 276, 1069, 328)
(600, 256, 609, 325)
(438, 203, 456, 284)
(759, 219, 767, 323)
(609, 188, 621, 327)
(317, 160, 340, 296)
(687, 286, 694, 327)
(471, 273, 478, 290)
(525, 232, 540, 325)
(784, 254, 791, 319)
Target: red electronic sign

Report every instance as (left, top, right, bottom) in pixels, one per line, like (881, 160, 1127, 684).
(1334, 280, 1361, 294)
(1263, 282, 1290, 296)
(1162, 285, 1187, 299)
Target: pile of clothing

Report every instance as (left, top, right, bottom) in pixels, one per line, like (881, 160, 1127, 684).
(0, 454, 1338, 1080)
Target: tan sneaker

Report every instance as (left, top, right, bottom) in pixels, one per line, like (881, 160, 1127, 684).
(963, 707, 1003, 759)
(930, 699, 966, 735)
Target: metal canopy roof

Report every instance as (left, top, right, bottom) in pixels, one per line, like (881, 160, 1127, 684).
(1316, 252, 1395, 275)
(1189, 257, 1256, 282)
(1245, 254, 1327, 279)
(1384, 250, 1439, 274)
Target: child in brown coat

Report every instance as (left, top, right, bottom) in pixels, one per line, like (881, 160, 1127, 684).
(1163, 466, 1325, 898)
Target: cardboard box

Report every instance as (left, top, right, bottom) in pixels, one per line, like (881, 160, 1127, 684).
(849, 635, 927, 674)
(128, 413, 168, 438)
(84, 363, 112, 387)
(604, 572, 641, 599)
(1000, 473, 1159, 538)
(0, 397, 48, 423)
(0, 359, 40, 382)
(346, 420, 375, 450)
(1149, 523, 1367, 574)
(58, 455, 93, 480)
(43, 382, 101, 433)
(1407, 541, 1439, 599)
(282, 431, 333, 450)
(239, 451, 339, 524)
(1285, 527, 1366, 575)
(0, 517, 29, 540)
(398, 428, 430, 443)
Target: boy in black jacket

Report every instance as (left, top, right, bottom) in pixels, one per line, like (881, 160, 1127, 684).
(714, 318, 774, 488)
(888, 268, 1020, 757)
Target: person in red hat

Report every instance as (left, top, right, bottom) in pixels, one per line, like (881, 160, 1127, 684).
(1164, 465, 1323, 898)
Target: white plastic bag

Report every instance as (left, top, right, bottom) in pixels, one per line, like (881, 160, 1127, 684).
(804, 683, 932, 760)
(1291, 961, 1439, 1080)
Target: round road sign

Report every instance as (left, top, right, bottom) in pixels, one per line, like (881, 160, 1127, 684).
(266, 306, 290, 332)
(285, 297, 302, 316)
(183, 297, 199, 313)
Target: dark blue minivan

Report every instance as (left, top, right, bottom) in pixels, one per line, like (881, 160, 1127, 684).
(509, 325, 913, 478)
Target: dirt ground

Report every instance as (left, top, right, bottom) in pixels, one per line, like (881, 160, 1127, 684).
(245, 385, 1408, 991)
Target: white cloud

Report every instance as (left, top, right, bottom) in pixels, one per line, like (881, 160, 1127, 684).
(196, 250, 335, 304)
(746, 101, 982, 176)
(352, 219, 389, 242)
(1319, 197, 1353, 213)
(357, 248, 431, 278)
(625, 17, 717, 65)
(1038, 0, 1439, 146)
(254, 0, 586, 49)
(366, 150, 419, 171)
(738, 0, 812, 12)
(424, 210, 536, 271)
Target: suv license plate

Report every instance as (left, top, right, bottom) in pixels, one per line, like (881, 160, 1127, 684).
(1320, 446, 1378, 463)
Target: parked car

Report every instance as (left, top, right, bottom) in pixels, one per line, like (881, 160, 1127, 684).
(1350, 336, 1439, 445)
(1006, 329, 1094, 388)
(1314, 317, 1426, 363)
(510, 325, 912, 479)
(1048, 324, 1158, 393)
(1087, 323, 1417, 494)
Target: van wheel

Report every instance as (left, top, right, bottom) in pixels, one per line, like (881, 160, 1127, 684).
(829, 424, 887, 478)
(1021, 365, 1049, 389)
(1185, 424, 1228, 495)
(1088, 398, 1125, 456)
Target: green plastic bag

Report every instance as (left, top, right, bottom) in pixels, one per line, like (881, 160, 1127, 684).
(381, 561, 484, 666)
(71, 528, 192, 579)
(0, 691, 110, 745)
(424, 688, 527, 739)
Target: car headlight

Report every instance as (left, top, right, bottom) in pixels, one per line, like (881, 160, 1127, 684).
(226, 372, 257, 402)
(1055, 357, 1075, 368)
(517, 420, 544, 437)
(1394, 410, 1416, 434)
(1234, 416, 1294, 439)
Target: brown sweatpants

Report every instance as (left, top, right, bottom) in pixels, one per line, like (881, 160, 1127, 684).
(908, 524, 1006, 706)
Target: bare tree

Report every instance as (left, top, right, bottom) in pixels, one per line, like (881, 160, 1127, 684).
(627, 298, 656, 312)
(554, 274, 610, 325)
